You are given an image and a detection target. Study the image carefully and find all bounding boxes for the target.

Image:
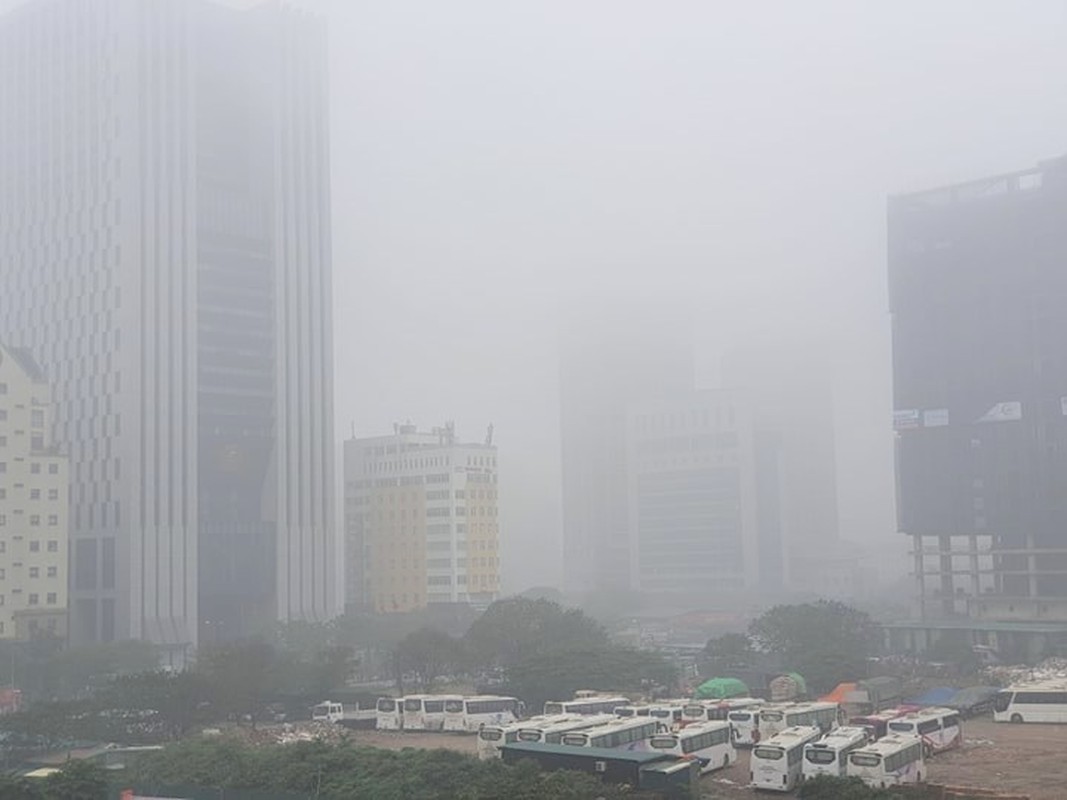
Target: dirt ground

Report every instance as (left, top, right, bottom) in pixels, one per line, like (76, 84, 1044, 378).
(269, 718, 1067, 799)
(701, 717, 1067, 799)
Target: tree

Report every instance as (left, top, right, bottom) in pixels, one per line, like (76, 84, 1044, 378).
(42, 759, 110, 800)
(463, 598, 608, 669)
(505, 645, 677, 712)
(196, 639, 276, 723)
(394, 627, 462, 691)
(748, 601, 879, 693)
(703, 632, 754, 673)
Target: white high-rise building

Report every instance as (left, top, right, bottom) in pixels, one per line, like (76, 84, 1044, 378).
(0, 0, 335, 660)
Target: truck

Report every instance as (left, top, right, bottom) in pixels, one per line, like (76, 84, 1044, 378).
(311, 700, 377, 729)
(844, 677, 903, 717)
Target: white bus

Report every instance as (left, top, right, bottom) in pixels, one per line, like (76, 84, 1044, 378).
(543, 696, 630, 716)
(847, 734, 925, 788)
(750, 725, 822, 792)
(647, 704, 686, 731)
(682, 697, 762, 726)
(801, 726, 870, 780)
(443, 695, 523, 733)
(476, 714, 575, 760)
(560, 717, 662, 750)
(401, 695, 460, 732)
(727, 706, 763, 746)
(614, 704, 653, 718)
(993, 682, 1067, 724)
(758, 702, 840, 740)
(885, 708, 961, 754)
(516, 714, 618, 745)
(375, 697, 402, 730)
(642, 720, 736, 774)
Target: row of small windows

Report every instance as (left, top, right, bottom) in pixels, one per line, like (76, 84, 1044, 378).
(0, 514, 60, 527)
(0, 462, 59, 474)
(0, 566, 58, 579)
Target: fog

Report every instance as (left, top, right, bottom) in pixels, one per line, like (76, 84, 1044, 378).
(6, 0, 1063, 597)
(297, 0, 1066, 591)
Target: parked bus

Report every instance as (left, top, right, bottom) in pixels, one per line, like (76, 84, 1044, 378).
(647, 704, 686, 731)
(847, 734, 925, 788)
(993, 682, 1067, 724)
(560, 718, 662, 750)
(402, 695, 460, 732)
(517, 714, 618, 745)
(375, 697, 402, 730)
(642, 720, 736, 774)
(758, 702, 840, 740)
(850, 707, 914, 741)
(543, 696, 630, 716)
(682, 698, 762, 726)
(885, 708, 961, 754)
(443, 695, 523, 733)
(477, 714, 575, 760)
(801, 726, 870, 780)
(614, 704, 652, 718)
(749, 725, 822, 792)
(727, 707, 762, 746)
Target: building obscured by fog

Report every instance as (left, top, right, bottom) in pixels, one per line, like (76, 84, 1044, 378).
(558, 316, 693, 600)
(0, 0, 334, 660)
(344, 423, 501, 613)
(889, 157, 1067, 658)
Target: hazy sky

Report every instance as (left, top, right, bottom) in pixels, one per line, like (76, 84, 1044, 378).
(293, 0, 1067, 591)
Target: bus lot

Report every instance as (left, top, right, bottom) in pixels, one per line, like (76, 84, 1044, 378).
(338, 718, 1067, 799)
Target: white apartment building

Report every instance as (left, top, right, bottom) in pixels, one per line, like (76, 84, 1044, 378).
(0, 344, 68, 640)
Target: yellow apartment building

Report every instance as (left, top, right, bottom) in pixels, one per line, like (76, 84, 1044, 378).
(344, 422, 500, 613)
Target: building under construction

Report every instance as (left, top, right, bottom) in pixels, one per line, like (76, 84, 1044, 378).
(887, 156, 1067, 659)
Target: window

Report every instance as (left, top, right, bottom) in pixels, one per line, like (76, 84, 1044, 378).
(31, 410, 43, 428)
(28, 594, 38, 606)
(29, 516, 39, 527)
(47, 567, 56, 578)
(48, 464, 57, 475)
(47, 515, 57, 526)
(30, 489, 40, 500)
(29, 541, 39, 552)
(30, 463, 40, 475)
(48, 489, 57, 500)
(47, 540, 57, 552)
(29, 568, 38, 578)
(30, 435, 43, 450)
(917, 719, 940, 736)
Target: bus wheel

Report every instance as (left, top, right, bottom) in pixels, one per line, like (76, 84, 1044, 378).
(723, 754, 730, 768)
(1010, 713, 1023, 724)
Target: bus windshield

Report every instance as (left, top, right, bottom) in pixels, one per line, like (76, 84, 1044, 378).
(544, 702, 564, 715)
(444, 700, 464, 713)
(753, 747, 783, 761)
(517, 731, 540, 742)
(760, 711, 783, 722)
(850, 753, 881, 767)
(993, 692, 1012, 713)
(425, 700, 444, 713)
(376, 699, 396, 712)
(649, 736, 677, 750)
(616, 708, 635, 717)
(887, 722, 914, 733)
(403, 699, 422, 712)
(478, 729, 502, 741)
(728, 712, 751, 721)
(805, 749, 835, 764)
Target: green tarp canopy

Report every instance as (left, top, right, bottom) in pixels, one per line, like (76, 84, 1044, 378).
(694, 677, 749, 699)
